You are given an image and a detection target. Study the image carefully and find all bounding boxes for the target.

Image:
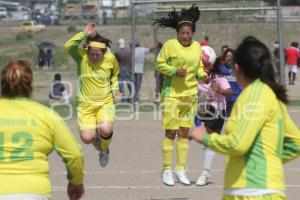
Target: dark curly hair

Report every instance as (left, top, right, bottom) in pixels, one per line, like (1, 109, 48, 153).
(153, 4, 200, 33)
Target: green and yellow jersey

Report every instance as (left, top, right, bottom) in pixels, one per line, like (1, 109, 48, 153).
(0, 98, 84, 196)
(156, 39, 206, 97)
(64, 32, 119, 105)
(203, 79, 300, 191)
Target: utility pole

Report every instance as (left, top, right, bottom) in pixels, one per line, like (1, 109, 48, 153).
(276, 0, 285, 85)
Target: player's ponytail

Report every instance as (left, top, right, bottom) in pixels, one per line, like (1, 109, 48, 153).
(235, 36, 288, 104)
(153, 4, 200, 33)
(1, 59, 33, 98)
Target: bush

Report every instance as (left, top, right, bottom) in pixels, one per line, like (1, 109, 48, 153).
(67, 25, 76, 33)
(15, 32, 33, 41)
(53, 50, 70, 70)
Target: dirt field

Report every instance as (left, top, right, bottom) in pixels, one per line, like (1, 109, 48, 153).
(47, 72, 300, 200)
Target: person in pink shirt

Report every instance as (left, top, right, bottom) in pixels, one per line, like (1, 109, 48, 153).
(196, 56, 232, 186)
(285, 41, 300, 85)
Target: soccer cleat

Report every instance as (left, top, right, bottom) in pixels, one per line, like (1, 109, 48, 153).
(161, 170, 175, 186)
(174, 170, 191, 186)
(92, 134, 101, 151)
(99, 149, 110, 167)
(196, 170, 210, 186)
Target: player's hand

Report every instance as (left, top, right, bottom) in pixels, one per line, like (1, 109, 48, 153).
(86, 23, 96, 38)
(188, 125, 207, 143)
(113, 92, 123, 101)
(176, 67, 187, 77)
(67, 183, 84, 200)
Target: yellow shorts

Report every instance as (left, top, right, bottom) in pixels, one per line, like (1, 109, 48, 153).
(161, 96, 197, 130)
(78, 101, 115, 131)
(223, 193, 286, 200)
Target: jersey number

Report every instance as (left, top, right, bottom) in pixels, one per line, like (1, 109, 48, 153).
(0, 132, 33, 162)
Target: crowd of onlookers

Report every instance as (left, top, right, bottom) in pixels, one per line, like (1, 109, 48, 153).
(45, 36, 300, 106)
(114, 38, 161, 103)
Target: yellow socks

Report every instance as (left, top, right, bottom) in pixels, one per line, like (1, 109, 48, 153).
(162, 137, 174, 170)
(176, 137, 189, 171)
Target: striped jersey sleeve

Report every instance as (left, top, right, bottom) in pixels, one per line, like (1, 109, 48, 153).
(50, 110, 84, 185)
(202, 79, 300, 190)
(203, 79, 267, 155)
(281, 105, 300, 163)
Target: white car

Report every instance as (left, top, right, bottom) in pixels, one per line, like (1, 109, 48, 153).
(0, 7, 8, 18)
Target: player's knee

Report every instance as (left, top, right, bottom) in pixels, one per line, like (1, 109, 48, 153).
(80, 130, 96, 144)
(178, 127, 189, 138)
(80, 135, 94, 144)
(97, 126, 113, 137)
(165, 130, 176, 140)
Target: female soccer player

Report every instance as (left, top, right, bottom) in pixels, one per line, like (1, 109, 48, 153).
(219, 48, 242, 117)
(64, 23, 120, 167)
(196, 56, 232, 186)
(153, 5, 207, 186)
(0, 60, 84, 200)
(190, 36, 300, 200)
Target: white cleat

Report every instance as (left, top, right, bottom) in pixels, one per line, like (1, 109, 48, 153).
(196, 170, 210, 186)
(175, 170, 191, 186)
(99, 149, 110, 167)
(161, 170, 175, 186)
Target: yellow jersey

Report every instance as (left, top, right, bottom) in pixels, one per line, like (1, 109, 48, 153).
(203, 79, 300, 191)
(64, 32, 119, 105)
(0, 98, 84, 196)
(156, 39, 206, 97)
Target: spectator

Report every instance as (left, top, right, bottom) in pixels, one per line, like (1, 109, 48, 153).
(273, 41, 280, 80)
(37, 48, 46, 69)
(219, 48, 242, 117)
(49, 73, 69, 104)
(45, 49, 53, 70)
(285, 41, 299, 85)
(103, 11, 107, 25)
(200, 35, 209, 46)
(114, 38, 132, 102)
(220, 45, 229, 56)
(131, 41, 155, 103)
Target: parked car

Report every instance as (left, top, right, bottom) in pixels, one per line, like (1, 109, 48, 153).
(0, 6, 8, 18)
(21, 20, 46, 32)
(18, 6, 29, 20)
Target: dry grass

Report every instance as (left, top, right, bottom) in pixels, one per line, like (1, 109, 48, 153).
(0, 22, 299, 106)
